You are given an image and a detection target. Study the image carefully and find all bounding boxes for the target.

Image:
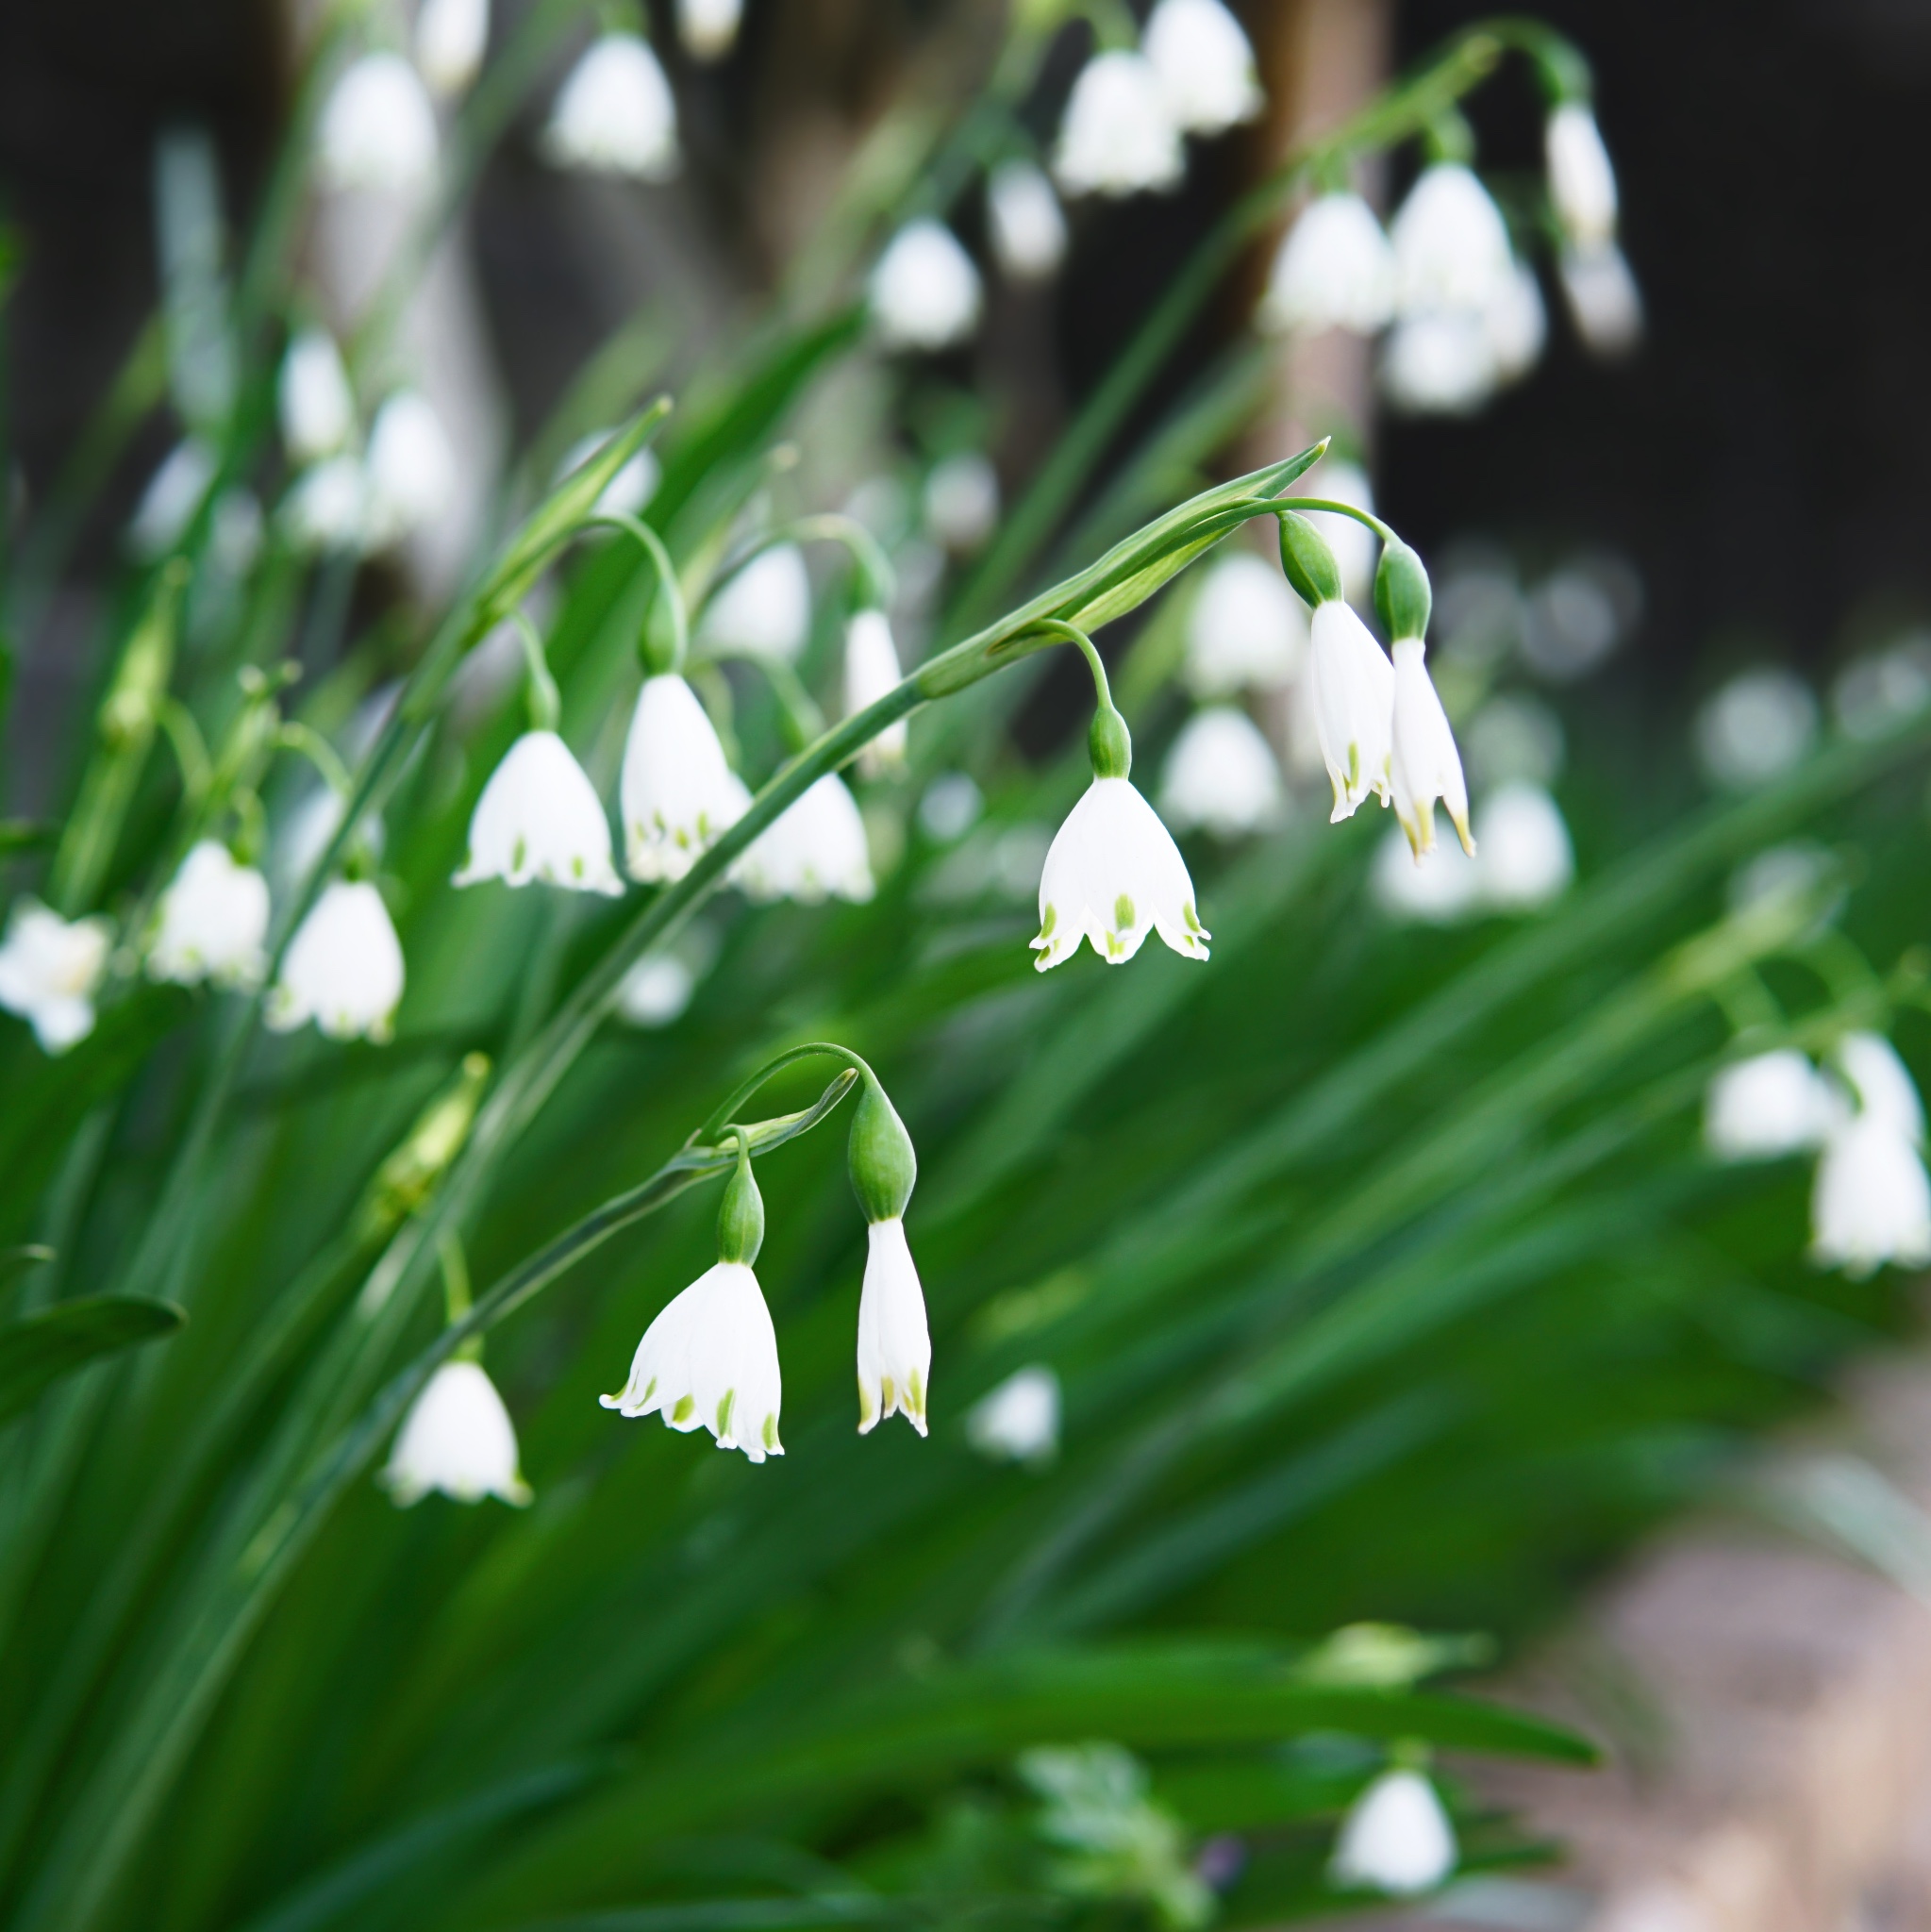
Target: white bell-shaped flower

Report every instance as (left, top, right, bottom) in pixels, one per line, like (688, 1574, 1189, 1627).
(869, 219, 984, 353)
(857, 1216, 931, 1436)
(1307, 599, 1394, 822)
(363, 390, 455, 549)
(677, 0, 742, 61)
(1185, 551, 1308, 696)
(382, 1359, 532, 1505)
(1812, 1115, 1931, 1277)
(454, 730, 623, 895)
(1486, 258, 1546, 382)
(736, 774, 875, 904)
(987, 159, 1067, 279)
(1390, 641, 1473, 858)
(1331, 1769, 1457, 1897)
(1373, 824, 1483, 924)
(617, 952, 695, 1027)
(1474, 782, 1573, 909)
(1705, 1050, 1836, 1162)
(542, 34, 680, 180)
(1053, 51, 1185, 199)
(924, 452, 1001, 553)
(1545, 102, 1618, 248)
(0, 898, 112, 1054)
(1260, 192, 1397, 336)
(129, 441, 218, 558)
(1380, 310, 1499, 417)
(316, 52, 440, 197)
(1559, 242, 1643, 358)
(1834, 1033, 1924, 1142)
(1032, 777, 1208, 969)
(278, 329, 356, 465)
(148, 841, 272, 988)
(1158, 706, 1285, 838)
(281, 456, 369, 553)
(554, 428, 661, 519)
(620, 674, 750, 883)
(415, 0, 490, 97)
(266, 879, 406, 1043)
(967, 1363, 1061, 1464)
(1142, 0, 1261, 136)
(602, 1260, 784, 1461)
(699, 543, 812, 660)
(1390, 162, 1515, 316)
(844, 610, 908, 775)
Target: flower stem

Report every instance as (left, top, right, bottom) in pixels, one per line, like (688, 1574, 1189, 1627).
(511, 613, 562, 734)
(592, 508, 690, 674)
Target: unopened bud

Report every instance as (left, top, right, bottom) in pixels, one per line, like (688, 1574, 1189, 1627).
(1277, 512, 1341, 608)
(1088, 702, 1132, 780)
(1374, 537, 1432, 642)
(362, 1052, 491, 1233)
(848, 1074, 917, 1224)
(716, 1146, 765, 1265)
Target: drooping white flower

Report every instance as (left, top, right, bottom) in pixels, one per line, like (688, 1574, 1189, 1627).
(0, 899, 112, 1054)
(279, 329, 356, 463)
(1159, 706, 1284, 838)
(1390, 163, 1515, 316)
(542, 33, 680, 180)
(1560, 243, 1643, 358)
(967, 1363, 1060, 1464)
(1295, 460, 1377, 608)
(1834, 1033, 1924, 1143)
(316, 52, 440, 197)
(1705, 1051, 1836, 1162)
(617, 952, 695, 1027)
(454, 730, 623, 895)
(382, 1359, 532, 1505)
(1373, 824, 1483, 924)
(844, 610, 908, 775)
(1545, 102, 1619, 248)
(924, 452, 1001, 553)
(1486, 258, 1547, 382)
(987, 159, 1067, 279)
(619, 674, 750, 883)
(857, 1216, 931, 1436)
(554, 428, 660, 519)
(1185, 551, 1308, 696)
(266, 879, 406, 1042)
(1811, 1115, 1931, 1277)
(1307, 599, 1394, 822)
(919, 772, 983, 842)
(1259, 192, 1397, 337)
(1142, 0, 1262, 137)
(1474, 782, 1573, 909)
(601, 1259, 784, 1461)
(699, 543, 812, 659)
(1379, 309, 1499, 416)
(1331, 1770, 1457, 1897)
(415, 0, 490, 97)
(736, 774, 874, 904)
(129, 440, 218, 558)
(1032, 777, 1208, 969)
(1390, 641, 1473, 858)
(1053, 51, 1185, 199)
(1695, 670, 1818, 792)
(677, 0, 743, 61)
(363, 390, 455, 549)
(281, 455, 370, 553)
(869, 219, 983, 353)
(147, 841, 271, 987)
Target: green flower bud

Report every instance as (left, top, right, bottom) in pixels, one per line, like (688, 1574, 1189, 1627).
(716, 1147, 765, 1265)
(848, 1074, 917, 1224)
(1374, 537, 1432, 643)
(1088, 703, 1132, 781)
(1277, 512, 1341, 608)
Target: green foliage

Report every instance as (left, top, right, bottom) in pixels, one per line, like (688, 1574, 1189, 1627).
(0, 1293, 184, 1425)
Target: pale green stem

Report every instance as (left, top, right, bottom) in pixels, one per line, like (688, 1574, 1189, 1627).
(512, 613, 562, 734)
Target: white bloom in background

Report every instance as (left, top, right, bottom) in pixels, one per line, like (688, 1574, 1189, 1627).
(382, 1359, 531, 1505)
(1032, 777, 1208, 969)
(1706, 1051, 1836, 1162)
(1833, 636, 1931, 740)
(987, 159, 1067, 279)
(278, 329, 356, 464)
(869, 220, 983, 353)
(1390, 641, 1473, 858)
(1695, 670, 1818, 792)
(1545, 102, 1619, 247)
(736, 774, 874, 904)
(363, 390, 455, 549)
(677, 0, 743, 61)
(618, 953, 695, 1027)
(700, 543, 812, 659)
(281, 455, 369, 553)
(1054, 52, 1185, 199)
(267, 879, 406, 1042)
(415, 0, 490, 98)
(148, 841, 271, 988)
(1380, 309, 1499, 417)
(209, 489, 265, 578)
(924, 452, 1001, 553)
(1332, 1770, 1457, 1897)
(1296, 461, 1377, 608)
(620, 674, 749, 882)
(857, 1216, 931, 1436)
(542, 34, 680, 180)
(0, 899, 112, 1054)
(129, 440, 218, 558)
(1390, 163, 1514, 316)
(1486, 258, 1547, 382)
(316, 52, 440, 197)
(1373, 825, 1482, 924)
(554, 428, 661, 520)
(967, 1363, 1060, 1464)
(1475, 782, 1573, 908)
(1159, 707, 1284, 838)
(1307, 599, 1394, 821)
(1185, 551, 1307, 696)
(1142, 0, 1262, 137)
(1812, 1114, 1931, 1277)
(1834, 1033, 1924, 1143)
(454, 731, 623, 894)
(919, 771, 983, 842)
(1561, 243, 1643, 358)
(844, 610, 908, 775)
(602, 1260, 784, 1461)
(1259, 192, 1397, 336)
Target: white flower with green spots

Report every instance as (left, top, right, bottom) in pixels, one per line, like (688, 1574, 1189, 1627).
(1031, 777, 1208, 970)
(620, 674, 750, 883)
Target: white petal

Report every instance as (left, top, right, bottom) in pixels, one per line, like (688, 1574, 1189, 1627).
(620, 675, 749, 882)
(542, 34, 680, 179)
(0, 899, 112, 1056)
(1158, 706, 1283, 838)
(415, 0, 490, 97)
(1332, 1771, 1457, 1896)
(923, 453, 1001, 554)
(1141, 0, 1261, 136)
(845, 609, 908, 774)
(735, 774, 874, 904)
(454, 730, 623, 895)
(676, 0, 742, 60)
(967, 1364, 1060, 1464)
(1389, 640, 1472, 857)
(1705, 1052, 1835, 1162)
(1559, 242, 1644, 358)
(987, 160, 1066, 279)
(1834, 1033, 1924, 1143)
(1546, 103, 1618, 247)
(363, 391, 455, 549)
(1032, 777, 1207, 970)
(267, 880, 406, 1042)
(1307, 601, 1394, 820)
(1259, 193, 1396, 336)
(382, 1360, 531, 1505)
(698, 544, 812, 660)
(869, 220, 983, 353)
(316, 53, 439, 197)
(279, 330, 356, 464)
(1185, 551, 1307, 696)
(1812, 1117, 1931, 1277)
(1053, 52, 1185, 199)
(857, 1218, 931, 1436)
(1474, 783, 1573, 909)
(1390, 163, 1513, 316)
(148, 841, 273, 986)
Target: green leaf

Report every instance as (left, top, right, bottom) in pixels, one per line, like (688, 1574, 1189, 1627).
(0, 1296, 186, 1426)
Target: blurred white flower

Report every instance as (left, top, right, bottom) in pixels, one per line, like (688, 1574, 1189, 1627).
(620, 674, 749, 883)
(0, 898, 112, 1054)
(278, 329, 356, 464)
(1307, 599, 1394, 821)
(1158, 706, 1284, 838)
(1390, 640, 1473, 858)
(542, 34, 679, 180)
(676, 0, 742, 62)
(1545, 102, 1619, 248)
(1032, 777, 1208, 969)
(1695, 670, 1818, 792)
(1812, 1115, 1931, 1277)
(1373, 826, 1482, 924)
(617, 953, 695, 1027)
(736, 774, 874, 904)
(1486, 258, 1547, 382)
(987, 159, 1067, 279)
(967, 1363, 1060, 1464)
(1259, 192, 1397, 336)
(209, 489, 264, 578)
(1390, 163, 1514, 316)
(1332, 1770, 1457, 1897)
(845, 609, 907, 775)
(1521, 558, 1638, 682)
(316, 52, 440, 196)
(454, 730, 622, 895)
(1463, 692, 1564, 791)
(603, 1259, 784, 1461)
(1380, 309, 1500, 416)
(1834, 1032, 1924, 1143)
(382, 1359, 531, 1505)
(280, 456, 369, 554)
(1054, 51, 1185, 199)
(1141, 0, 1261, 137)
(363, 391, 455, 549)
(1185, 551, 1307, 696)
(700, 543, 812, 659)
(918, 771, 983, 843)
(129, 440, 218, 558)
(1833, 635, 1931, 740)
(267, 879, 406, 1042)
(555, 428, 661, 520)
(1475, 782, 1573, 908)
(148, 841, 271, 988)
(869, 219, 983, 353)
(1560, 243, 1644, 358)
(415, 0, 490, 97)
(924, 452, 1001, 553)
(857, 1216, 931, 1436)
(1705, 1050, 1836, 1161)
(1295, 460, 1377, 608)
